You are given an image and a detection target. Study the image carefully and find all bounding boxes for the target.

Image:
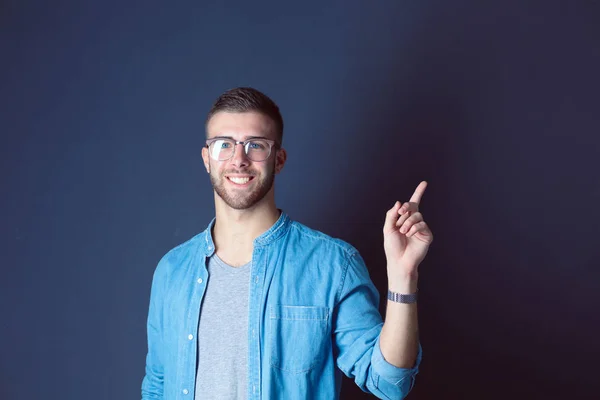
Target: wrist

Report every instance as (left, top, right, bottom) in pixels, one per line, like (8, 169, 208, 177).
(387, 270, 419, 293)
(388, 280, 418, 294)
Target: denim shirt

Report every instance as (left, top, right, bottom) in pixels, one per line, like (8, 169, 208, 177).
(141, 211, 422, 400)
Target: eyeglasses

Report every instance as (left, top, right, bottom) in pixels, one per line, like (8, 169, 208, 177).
(205, 137, 279, 162)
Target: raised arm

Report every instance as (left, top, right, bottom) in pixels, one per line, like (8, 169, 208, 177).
(380, 181, 433, 368)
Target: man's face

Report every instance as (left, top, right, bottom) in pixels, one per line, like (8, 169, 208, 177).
(202, 111, 285, 210)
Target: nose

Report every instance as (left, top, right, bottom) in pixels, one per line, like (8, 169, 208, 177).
(230, 143, 250, 168)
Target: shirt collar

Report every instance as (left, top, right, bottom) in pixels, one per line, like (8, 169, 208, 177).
(203, 209, 290, 256)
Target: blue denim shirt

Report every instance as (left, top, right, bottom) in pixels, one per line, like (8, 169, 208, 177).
(142, 211, 422, 400)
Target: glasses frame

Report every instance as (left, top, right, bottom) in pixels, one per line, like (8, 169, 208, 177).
(205, 137, 280, 162)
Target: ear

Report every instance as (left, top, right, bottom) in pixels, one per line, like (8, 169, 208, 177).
(201, 147, 211, 173)
(274, 147, 287, 174)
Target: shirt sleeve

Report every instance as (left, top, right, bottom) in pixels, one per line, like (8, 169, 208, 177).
(141, 258, 167, 400)
(371, 335, 423, 395)
(332, 249, 422, 400)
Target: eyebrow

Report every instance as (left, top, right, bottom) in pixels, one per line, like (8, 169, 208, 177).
(210, 135, 272, 141)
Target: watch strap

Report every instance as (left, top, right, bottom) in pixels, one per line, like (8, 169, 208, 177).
(387, 289, 418, 304)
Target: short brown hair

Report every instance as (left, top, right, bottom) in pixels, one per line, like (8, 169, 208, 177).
(206, 87, 284, 144)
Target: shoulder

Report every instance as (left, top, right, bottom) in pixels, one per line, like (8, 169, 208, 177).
(153, 230, 207, 278)
(286, 220, 374, 299)
(287, 220, 359, 260)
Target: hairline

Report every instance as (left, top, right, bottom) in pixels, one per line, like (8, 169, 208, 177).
(205, 110, 281, 142)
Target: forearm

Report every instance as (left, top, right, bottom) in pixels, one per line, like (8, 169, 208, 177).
(379, 272, 420, 368)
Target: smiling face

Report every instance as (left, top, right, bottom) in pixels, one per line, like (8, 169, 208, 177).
(202, 111, 286, 210)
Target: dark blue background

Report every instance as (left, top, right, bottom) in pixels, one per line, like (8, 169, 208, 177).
(1, 1, 598, 399)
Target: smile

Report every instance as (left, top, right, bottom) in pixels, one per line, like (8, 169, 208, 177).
(227, 176, 254, 185)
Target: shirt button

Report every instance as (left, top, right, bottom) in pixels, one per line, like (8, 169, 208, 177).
(197, 278, 203, 284)
(188, 334, 194, 340)
(183, 389, 189, 395)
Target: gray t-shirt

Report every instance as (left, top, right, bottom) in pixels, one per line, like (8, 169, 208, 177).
(194, 253, 251, 400)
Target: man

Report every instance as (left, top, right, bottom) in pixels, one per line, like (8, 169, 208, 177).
(141, 87, 433, 400)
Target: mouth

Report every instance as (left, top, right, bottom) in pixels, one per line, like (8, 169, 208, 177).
(226, 176, 255, 186)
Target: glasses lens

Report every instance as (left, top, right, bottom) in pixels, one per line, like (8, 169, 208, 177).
(209, 139, 235, 161)
(245, 140, 272, 161)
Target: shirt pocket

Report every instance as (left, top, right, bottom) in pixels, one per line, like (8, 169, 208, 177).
(269, 305, 330, 374)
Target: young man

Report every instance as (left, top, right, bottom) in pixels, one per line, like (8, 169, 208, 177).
(141, 87, 433, 400)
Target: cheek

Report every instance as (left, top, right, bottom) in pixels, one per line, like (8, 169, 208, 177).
(207, 159, 221, 175)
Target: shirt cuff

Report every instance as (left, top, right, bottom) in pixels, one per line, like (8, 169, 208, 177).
(371, 334, 422, 385)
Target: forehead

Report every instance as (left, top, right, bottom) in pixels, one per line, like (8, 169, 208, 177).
(206, 111, 276, 140)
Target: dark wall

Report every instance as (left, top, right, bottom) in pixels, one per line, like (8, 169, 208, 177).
(1, 1, 598, 399)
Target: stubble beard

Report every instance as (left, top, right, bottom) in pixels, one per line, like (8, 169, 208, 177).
(209, 163, 276, 210)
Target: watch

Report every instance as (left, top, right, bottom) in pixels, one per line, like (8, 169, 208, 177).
(387, 289, 418, 304)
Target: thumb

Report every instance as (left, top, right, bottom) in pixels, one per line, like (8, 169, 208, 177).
(383, 201, 402, 234)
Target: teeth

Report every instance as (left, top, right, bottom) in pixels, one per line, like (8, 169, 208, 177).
(229, 177, 251, 184)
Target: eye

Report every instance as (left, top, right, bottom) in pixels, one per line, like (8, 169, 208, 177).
(248, 141, 266, 150)
(220, 141, 232, 149)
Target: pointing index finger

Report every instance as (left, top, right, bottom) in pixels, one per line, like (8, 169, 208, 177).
(409, 181, 428, 205)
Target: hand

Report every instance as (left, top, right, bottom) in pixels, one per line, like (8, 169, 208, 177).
(383, 181, 434, 278)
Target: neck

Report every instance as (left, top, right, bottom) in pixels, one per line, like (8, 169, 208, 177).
(212, 192, 281, 256)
